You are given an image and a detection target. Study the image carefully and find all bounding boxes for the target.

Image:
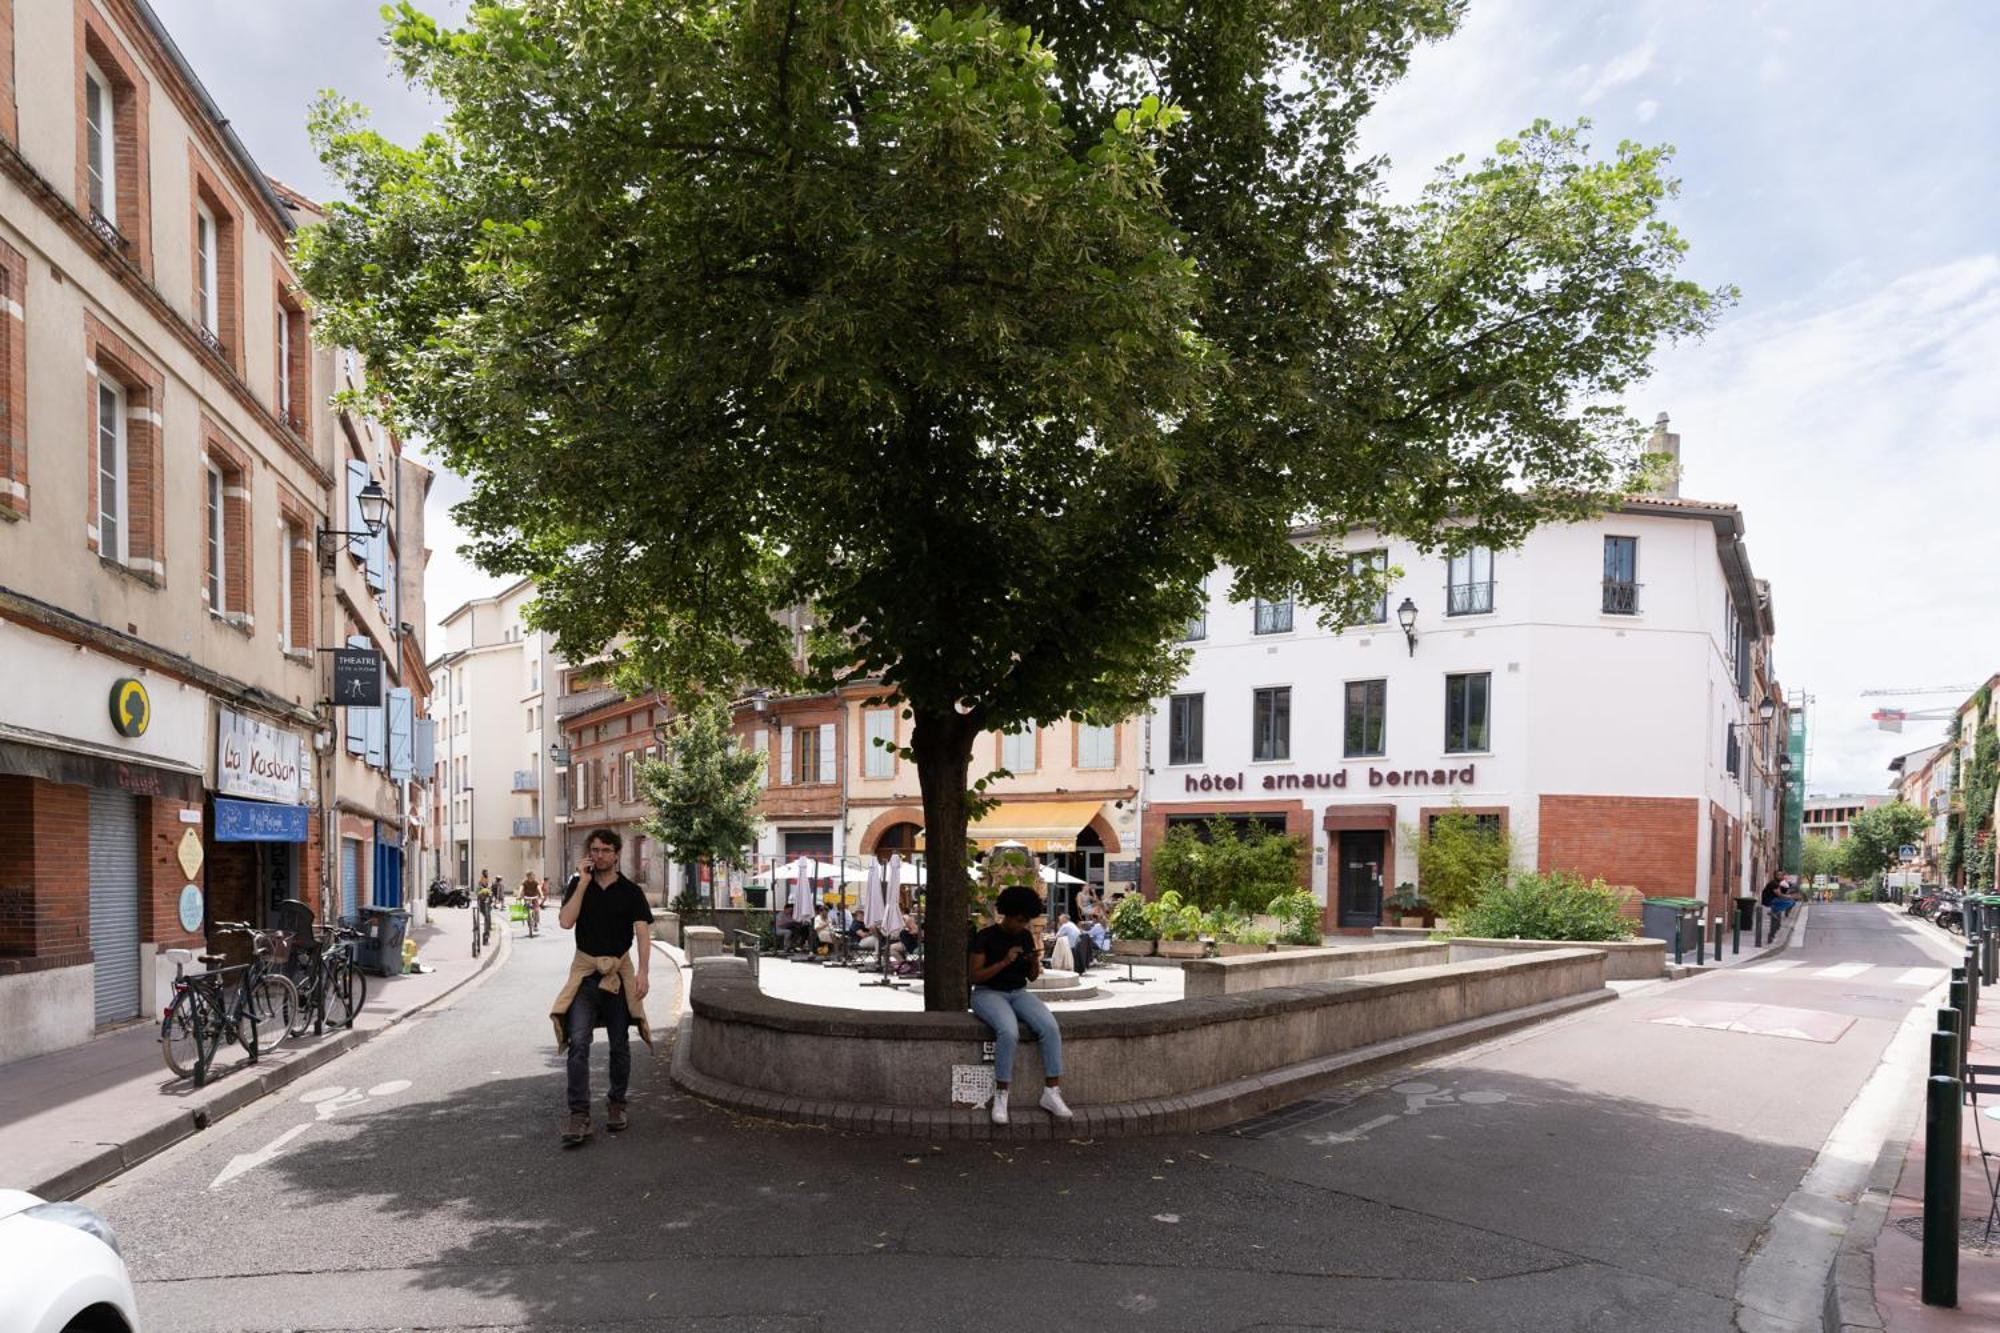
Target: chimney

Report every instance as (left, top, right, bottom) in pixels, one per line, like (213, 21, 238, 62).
(1647, 411, 1682, 500)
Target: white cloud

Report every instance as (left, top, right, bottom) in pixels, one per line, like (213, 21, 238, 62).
(1579, 37, 1657, 104)
(1644, 257, 2000, 793)
(1635, 98, 1661, 123)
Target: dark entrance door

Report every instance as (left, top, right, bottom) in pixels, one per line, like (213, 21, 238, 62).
(1337, 829, 1386, 927)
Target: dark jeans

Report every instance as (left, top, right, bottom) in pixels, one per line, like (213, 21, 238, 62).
(565, 973, 631, 1113)
(1073, 936, 1095, 973)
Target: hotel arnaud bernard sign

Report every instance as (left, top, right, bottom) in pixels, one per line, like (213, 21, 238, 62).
(216, 707, 311, 805)
(1183, 762, 1478, 794)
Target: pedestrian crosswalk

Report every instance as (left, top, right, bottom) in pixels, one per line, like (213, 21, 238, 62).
(1738, 959, 1942, 986)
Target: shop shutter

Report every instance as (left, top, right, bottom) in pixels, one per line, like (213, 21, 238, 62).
(340, 838, 360, 921)
(88, 789, 143, 1026)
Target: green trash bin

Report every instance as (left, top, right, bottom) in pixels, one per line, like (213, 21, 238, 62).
(355, 905, 410, 976)
(1641, 897, 1705, 957)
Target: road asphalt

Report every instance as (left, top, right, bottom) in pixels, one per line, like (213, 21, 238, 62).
(79, 902, 1959, 1333)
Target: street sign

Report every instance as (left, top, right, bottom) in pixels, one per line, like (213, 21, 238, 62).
(1898, 844, 1917, 862)
(333, 648, 382, 707)
(109, 678, 150, 737)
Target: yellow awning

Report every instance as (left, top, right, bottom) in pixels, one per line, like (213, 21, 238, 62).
(965, 800, 1105, 853)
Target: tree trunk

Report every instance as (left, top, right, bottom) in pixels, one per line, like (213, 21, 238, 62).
(911, 707, 976, 1011)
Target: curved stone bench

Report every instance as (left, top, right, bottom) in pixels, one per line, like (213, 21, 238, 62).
(671, 947, 1611, 1139)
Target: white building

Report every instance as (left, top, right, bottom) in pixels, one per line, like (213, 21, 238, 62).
(427, 580, 561, 889)
(1142, 478, 1782, 932)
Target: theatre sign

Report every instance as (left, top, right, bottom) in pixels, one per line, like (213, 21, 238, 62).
(1182, 764, 1479, 794)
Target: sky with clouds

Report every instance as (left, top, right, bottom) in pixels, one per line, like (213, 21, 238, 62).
(149, 0, 1998, 795)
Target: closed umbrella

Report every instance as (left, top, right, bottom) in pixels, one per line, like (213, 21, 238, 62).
(882, 855, 906, 936)
(860, 861, 883, 928)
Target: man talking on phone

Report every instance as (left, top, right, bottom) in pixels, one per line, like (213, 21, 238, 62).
(550, 828, 654, 1146)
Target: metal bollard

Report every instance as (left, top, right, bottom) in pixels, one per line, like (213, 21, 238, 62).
(1674, 925, 1684, 967)
(1696, 919, 1706, 966)
(1922, 1073, 1962, 1307)
(1966, 949, 1981, 1030)
(1931, 1028, 1958, 1078)
(1985, 926, 1997, 988)
(1732, 910, 1741, 956)
(1941, 1004, 1964, 1079)
(1714, 916, 1725, 962)
(1754, 909, 1764, 948)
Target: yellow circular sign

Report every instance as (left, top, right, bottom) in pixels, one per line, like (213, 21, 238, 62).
(110, 678, 150, 738)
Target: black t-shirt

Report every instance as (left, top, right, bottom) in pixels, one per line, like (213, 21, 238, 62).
(969, 924, 1034, 992)
(563, 873, 654, 959)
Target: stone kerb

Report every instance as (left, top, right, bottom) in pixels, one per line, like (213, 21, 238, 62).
(1181, 941, 1449, 998)
(676, 949, 1609, 1136)
(683, 925, 726, 961)
(1372, 928, 1669, 981)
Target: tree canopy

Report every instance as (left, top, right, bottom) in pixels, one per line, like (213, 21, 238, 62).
(1843, 802, 1927, 883)
(638, 699, 767, 901)
(299, 0, 1728, 1007)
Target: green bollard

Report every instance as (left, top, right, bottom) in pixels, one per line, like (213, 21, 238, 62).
(1967, 949, 1981, 1029)
(1732, 910, 1741, 956)
(1922, 1074, 1962, 1307)
(1931, 1028, 1958, 1078)
(1714, 916, 1724, 962)
(1940, 1006, 1963, 1079)
(1696, 917, 1705, 966)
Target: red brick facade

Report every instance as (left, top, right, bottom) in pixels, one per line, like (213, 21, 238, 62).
(1138, 798, 1313, 901)
(1538, 794, 1701, 913)
(74, 3, 154, 275)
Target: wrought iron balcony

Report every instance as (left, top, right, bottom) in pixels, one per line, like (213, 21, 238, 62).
(511, 817, 543, 838)
(1601, 579, 1641, 615)
(1252, 600, 1293, 635)
(512, 769, 539, 792)
(1446, 581, 1494, 616)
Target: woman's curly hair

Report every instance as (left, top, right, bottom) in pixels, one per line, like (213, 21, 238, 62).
(995, 885, 1045, 920)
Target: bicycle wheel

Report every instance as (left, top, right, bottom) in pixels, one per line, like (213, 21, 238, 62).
(248, 974, 299, 1049)
(161, 988, 204, 1079)
(329, 958, 368, 1027)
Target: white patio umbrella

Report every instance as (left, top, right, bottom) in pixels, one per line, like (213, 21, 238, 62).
(859, 861, 883, 928)
(1037, 863, 1086, 886)
(881, 855, 907, 936)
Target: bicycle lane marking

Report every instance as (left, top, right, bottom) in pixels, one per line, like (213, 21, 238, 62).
(207, 1080, 413, 1190)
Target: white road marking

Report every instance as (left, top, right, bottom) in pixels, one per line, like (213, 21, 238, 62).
(1815, 962, 1872, 980)
(209, 1123, 311, 1190)
(1892, 968, 1940, 987)
(1743, 960, 1803, 973)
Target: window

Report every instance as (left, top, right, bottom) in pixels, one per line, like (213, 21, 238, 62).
(1253, 596, 1293, 635)
(1426, 812, 1502, 839)
(1001, 727, 1037, 774)
(96, 380, 126, 563)
(84, 62, 114, 225)
(1182, 609, 1207, 641)
(1602, 536, 1638, 614)
(526, 707, 535, 733)
(279, 521, 295, 651)
(1252, 687, 1291, 762)
(1447, 547, 1494, 615)
(195, 205, 218, 335)
(1168, 693, 1203, 766)
(1445, 672, 1492, 753)
(1350, 549, 1388, 624)
(862, 707, 897, 780)
(203, 461, 224, 610)
(622, 751, 635, 802)
(1725, 723, 1741, 779)
(1344, 679, 1386, 758)
(1077, 722, 1116, 770)
(276, 300, 291, 415)
(792, 724, 834, 784)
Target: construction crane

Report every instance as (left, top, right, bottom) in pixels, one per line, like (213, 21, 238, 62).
(1861, 684, 1977, 732)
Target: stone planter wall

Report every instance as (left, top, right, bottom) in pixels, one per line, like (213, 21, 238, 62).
(1370, 927, 1666, 980)
(1156, 939, 1207, 959)
(1109, 938, 1155, 957)
(1182, 941, 1449, 998)
(675, 947, 1609, 1137)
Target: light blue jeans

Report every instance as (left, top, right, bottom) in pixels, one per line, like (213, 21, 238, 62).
(971, 986, 1063, 1084)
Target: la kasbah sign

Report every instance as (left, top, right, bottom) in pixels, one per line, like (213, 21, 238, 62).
(109, 678, 150, 738)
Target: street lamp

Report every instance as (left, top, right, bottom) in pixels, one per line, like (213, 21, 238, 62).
(1396, 598, 1419, 657)
(316, 478, 392, 556)
(1729, 695, 1780, 743)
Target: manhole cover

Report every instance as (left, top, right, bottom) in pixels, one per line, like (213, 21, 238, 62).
(1211, 1097, 1355, 1140)
(1894, 1215, 2000, 1254)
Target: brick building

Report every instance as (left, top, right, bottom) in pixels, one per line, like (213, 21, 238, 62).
(1140, 417, 1789, 930)
(0, 1, 428, 1066)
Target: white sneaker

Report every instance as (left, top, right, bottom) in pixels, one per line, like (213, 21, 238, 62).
(990, 1090, 1009, 1125)
(1039, 1087, 1074, 1120)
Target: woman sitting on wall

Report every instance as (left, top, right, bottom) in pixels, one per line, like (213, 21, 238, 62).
(968, 886, 1074, 1126)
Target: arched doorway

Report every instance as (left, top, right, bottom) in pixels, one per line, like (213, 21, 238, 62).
(874, 821, 921, 861)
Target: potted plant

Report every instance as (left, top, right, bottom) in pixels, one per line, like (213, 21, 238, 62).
(1108, 892, 1156, 957)
(1154, 891, 1208, 958)
(1385, 883, 1434, 928)
(1210, 910, 1269, 956)
(1267, 889, 1323, 948)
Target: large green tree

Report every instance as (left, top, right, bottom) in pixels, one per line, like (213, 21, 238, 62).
(299, 0, 1728, 1008)
(1843, 801, 1928, 883)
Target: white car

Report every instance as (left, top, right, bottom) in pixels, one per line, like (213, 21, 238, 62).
(0, 1190, 139, 1333)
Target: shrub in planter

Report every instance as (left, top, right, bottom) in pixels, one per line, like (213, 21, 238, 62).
(1153, 891, 1206, 942)
(1266, 889, 1322, 946)
(1109, 892, 1154, 941)
(1457, 870, 1634, 942)
(1384, 882, 1433, 925)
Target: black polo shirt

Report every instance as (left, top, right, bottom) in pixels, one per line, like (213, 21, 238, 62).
(562, 873, 654, 959)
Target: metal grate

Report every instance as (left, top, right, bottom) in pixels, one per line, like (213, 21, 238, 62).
(1209, 1096, 1355, 1140)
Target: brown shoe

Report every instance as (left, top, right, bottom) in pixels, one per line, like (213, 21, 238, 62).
(562, 1110, 592, 1146)
(606, 1101, 628, 1133)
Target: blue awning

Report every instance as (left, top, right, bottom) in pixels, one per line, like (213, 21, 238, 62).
(214, 796, 309, 843)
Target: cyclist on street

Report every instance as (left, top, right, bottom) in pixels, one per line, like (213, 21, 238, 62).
(522, 871, 544, 937)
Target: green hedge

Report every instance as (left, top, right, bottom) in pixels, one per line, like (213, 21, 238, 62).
(1457, 870, 1633, 942)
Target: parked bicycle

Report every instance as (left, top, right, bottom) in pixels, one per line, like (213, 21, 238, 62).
(211, 921, 300, 1051)
(160, 951, 259, 1087)
(283, 922, 368, 1037)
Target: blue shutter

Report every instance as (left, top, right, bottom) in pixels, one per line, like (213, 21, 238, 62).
(365, 528, 387, 592)
(365, 686, 386, 769)
(344, 460, 369, 560)
(344, 633, 369, 755)
(388, 688, 414, 779)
